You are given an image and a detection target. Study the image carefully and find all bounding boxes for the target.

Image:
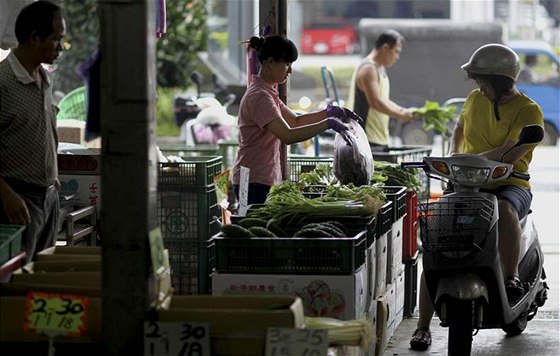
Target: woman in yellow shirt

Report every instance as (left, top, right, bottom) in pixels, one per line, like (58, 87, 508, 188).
(411, 43, 544, 351)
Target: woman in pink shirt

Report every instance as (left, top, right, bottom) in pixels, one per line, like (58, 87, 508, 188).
(232, 35, 358, 204)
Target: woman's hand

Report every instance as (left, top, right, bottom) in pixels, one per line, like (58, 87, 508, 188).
(326, 104, 363, 125)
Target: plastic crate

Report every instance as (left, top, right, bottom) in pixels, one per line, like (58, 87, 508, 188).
(376, 201, 393, 239)
(165, 239, 211, 295)
(210, 230, 367, 275)
(381, 186, 407, 222)
(371, 146, 432, 198)
(157, 185, 221, 241)
(287, 156, 334, 182)
(159, 144, 220, 158)
(158, 156, 222, 187)
(57, 86, 87, 121)
(403, 190, 419, 261)
(0, 225, 24, 265)
(404, 256, 419, 317)
(232, 206, 377, 250)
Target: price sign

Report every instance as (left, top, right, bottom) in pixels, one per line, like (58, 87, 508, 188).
(144, 320, 210, 356)
(238, 166, 250, 216)
(265, 328, 328, 356)
(24, 292, 89, 337)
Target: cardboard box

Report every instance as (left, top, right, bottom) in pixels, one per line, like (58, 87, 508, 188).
(58, 174, 101, 212)
(38, 246, 101, 256)
(212, 266, 367, 321)
(375, 292, 389, 356)
(0, 296, 102, 342)
(23, 259, 102, 273)
(11, 271, 101, 288)
(375, 232, 388, 298)
(365, 299, 378, 356)
(35, 254, 101, 262)
(366, 244, 376, 313)
(158, 295, 304, 356)
(57, 120, 85, 145)
(394, 271, 405, 329)
(387, 217, 404, 283)
(386, 284, 396, 338)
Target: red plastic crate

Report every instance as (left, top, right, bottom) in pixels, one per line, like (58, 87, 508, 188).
(402, 190, 418, 261)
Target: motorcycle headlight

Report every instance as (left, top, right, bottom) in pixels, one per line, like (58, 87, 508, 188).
(451, 165, 490, 185)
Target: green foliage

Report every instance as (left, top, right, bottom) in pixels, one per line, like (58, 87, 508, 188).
(155, 87, 180, 136)
(415, 101, 457, 136)
(53, 0, 208, 93)
(53, 0, 99, 94)
(157, 0, 208, 87)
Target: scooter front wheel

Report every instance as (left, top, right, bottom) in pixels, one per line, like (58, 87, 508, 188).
(447, 299, 474, 356)
(502, 315, 528, 336)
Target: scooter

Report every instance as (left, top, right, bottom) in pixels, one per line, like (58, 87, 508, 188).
(401, 124, 548, 355)
(174, 71, 236, 143)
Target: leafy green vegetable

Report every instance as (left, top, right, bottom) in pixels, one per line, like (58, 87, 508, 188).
(371, 161, 421, 191)
(299, 163, 338, 186)
(415, 101, 457, 136)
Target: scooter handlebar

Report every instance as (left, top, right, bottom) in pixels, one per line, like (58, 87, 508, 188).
(401, 162, 427, 170)
(510, 171, 531, 181)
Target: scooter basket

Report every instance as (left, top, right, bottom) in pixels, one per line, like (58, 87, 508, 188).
(418, 197, 495, 254)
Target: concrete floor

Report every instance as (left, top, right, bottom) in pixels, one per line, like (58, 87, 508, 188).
(383, 254, 560, 356)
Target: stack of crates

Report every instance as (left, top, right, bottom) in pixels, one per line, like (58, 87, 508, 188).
(381, 186, 407, 339)
(210, 217, 373, 323)
(371, 146, 430, 321)
(157, 156, 222, 295)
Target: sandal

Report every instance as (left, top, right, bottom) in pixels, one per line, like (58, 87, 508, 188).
(410, 327, 431, 351)
(506, 276, 525, 305)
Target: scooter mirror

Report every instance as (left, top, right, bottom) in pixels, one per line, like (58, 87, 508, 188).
(518, 124, 545, 145)
(189, 71, 203, 98)
(500, 124, 544, 162)
(189, 71, 203, 86)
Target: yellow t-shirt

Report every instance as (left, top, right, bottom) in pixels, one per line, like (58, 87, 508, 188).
(459, 89, 544, 189)
(364, 65, 391, 145)
(347, 60, 390, 145)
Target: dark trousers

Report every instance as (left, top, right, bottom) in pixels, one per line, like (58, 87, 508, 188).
(232, 183, 271, 206)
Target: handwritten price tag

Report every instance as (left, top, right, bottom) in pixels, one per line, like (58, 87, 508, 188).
(265, 328, 328, 356)
(144, 320, 210, 356)
(24, 292, 89, 337)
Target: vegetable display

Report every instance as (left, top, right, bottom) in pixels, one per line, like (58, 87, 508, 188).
(371, 160, 421, 190)
(415, 100, 457, 136)
(246, 181, 385, 226)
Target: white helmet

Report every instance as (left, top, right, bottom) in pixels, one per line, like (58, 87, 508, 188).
(461, 43, 520, 81)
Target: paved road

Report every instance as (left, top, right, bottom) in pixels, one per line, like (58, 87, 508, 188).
(384, 144, 560, 355)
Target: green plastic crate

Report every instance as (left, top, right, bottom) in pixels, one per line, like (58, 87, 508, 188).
(381, 186, 407, 222)
(210, 230, 367, 275)
(0, 225, 25, 265)
(158, 156, 222, 187)
(287, 155, 334, 182)
(157, 185, 221, 241)
(57, 86, 86, 121)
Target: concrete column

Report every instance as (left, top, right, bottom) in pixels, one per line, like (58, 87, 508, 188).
(98, 0, 157, 354)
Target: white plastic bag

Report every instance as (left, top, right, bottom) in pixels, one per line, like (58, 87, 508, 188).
(333, 120, 374, 186)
